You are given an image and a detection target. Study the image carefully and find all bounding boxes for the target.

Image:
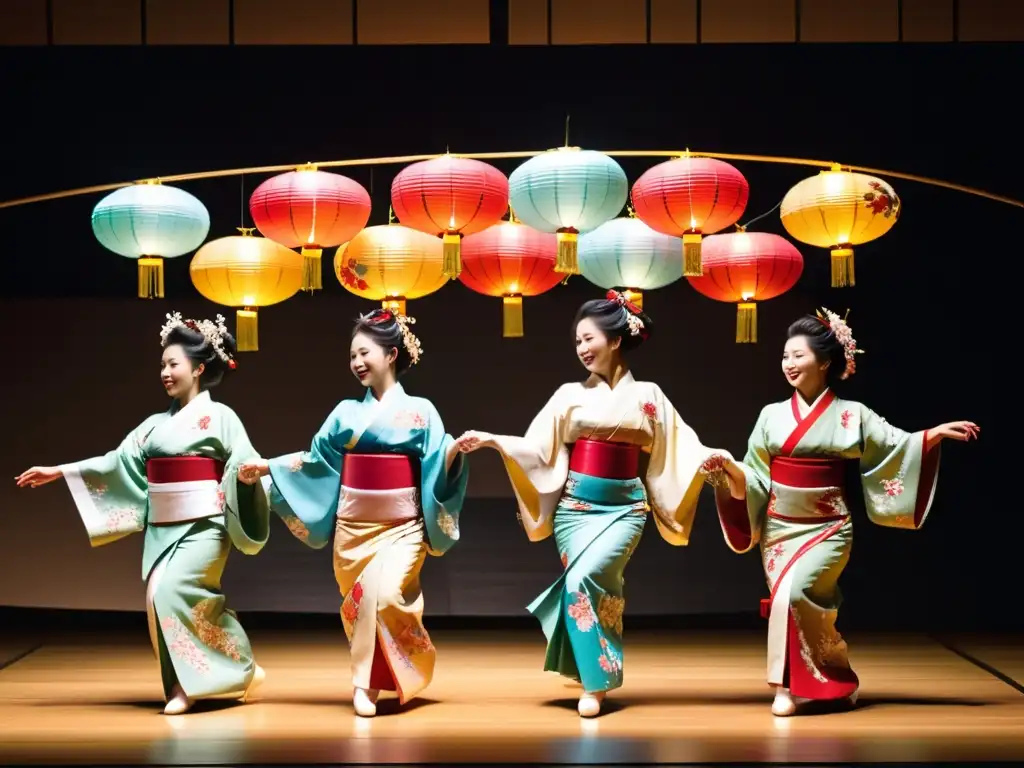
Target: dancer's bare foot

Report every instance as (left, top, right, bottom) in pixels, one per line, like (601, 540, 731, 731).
(353, 687, 380, 717)
(577, 690, 606, 718)
(163, 683, 192, 715)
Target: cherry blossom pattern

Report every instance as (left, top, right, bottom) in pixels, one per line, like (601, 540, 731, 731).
(765, 543, 785, 575)
(436, 509, 459, 539)
(640, 401, 658, 426)
(288, 453, 306, 472)
(341, 581, 364, 629)
(104, 506, 145, 535)
(339, 258, 370, 292)
(394, 622, 435, 656)
(568, 591, 596, 632)
(597, 594, 625, 635)
(815, 488, 846, 516)
(160, 616, 211, 674)
(191, 599, 242, 661)
(598, 636, 623, 674)
(281, 511, 311, 543)
(840, 409, 853, 429)
(197, 415, 212, 431)
(882, 472, 905, 498)
(393, 410, 426, 429)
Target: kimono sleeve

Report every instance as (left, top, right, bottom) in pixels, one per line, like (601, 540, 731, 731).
(219, 405, 271, 556)
(60, 414, 160, 547)
(644, 384, 735, 547)
(713, 406, 771, 554)
(265, 403, 347, 549)
(488, 384, 572, 543)
(858, 404, 940, 530)
(419, 401, 470, 557)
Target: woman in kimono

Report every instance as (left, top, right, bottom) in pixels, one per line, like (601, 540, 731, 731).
(715, 308, 979, 717)
(454, 291, 745, 718)
(15, 312, 270, 715)
(238, 309, 468, 718)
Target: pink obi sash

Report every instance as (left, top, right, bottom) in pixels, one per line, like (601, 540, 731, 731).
(569, 439, 640, 480)
(338, 454, 420, 523)
(768, 456, 851, 524)
(146, 457, 225, 525)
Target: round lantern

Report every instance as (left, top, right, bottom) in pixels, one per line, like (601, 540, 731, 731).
(686, 230, 804, 343)
(459, 218, 560, 338)
(390, 155, 509, 281)
(630, 154, 749, 278)
(578, 213, 684, 309)
(508, 147, 628, 277)
(780, 164, 900, 288)
(189, 228, 304, 352)
(334, 221, 445, 315)
(91, 181, 210, 299)
(248, 164, 371, 293)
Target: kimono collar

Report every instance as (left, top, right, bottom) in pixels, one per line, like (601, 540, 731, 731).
(363, 382, 405, 406)
(794, 386, 832, 417)
(170, 389, 210, 415)
(586, 369, 635, 391)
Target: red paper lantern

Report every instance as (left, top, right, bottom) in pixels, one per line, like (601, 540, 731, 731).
(631, 155, 749, 277)
(686, 231, 803, 343)
(460, 220, 561, 338)
(249, 164, 371, 292)
(391, 155, 509, 280)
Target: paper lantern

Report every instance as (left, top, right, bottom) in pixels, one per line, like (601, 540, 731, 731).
(459, 219, 561, 338)
(390, 155, 509, 280)
(334, 222, 445, 315)
(780, 164, 900, 288)
(630, 155, 749, 277)
(189, 228, 303, 352)
(249, 164, 371, 293)
(508, 147, 628, 276)
(578, 214, 684, 309)
(91, 181, 210, 299)
(686, 231, 803, 343)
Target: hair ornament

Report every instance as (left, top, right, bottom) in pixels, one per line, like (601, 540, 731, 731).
(816, 306, 862, 380)
(160, 312, 236, 368)
(606, 290, 648, 339)
(359, 309, 423, 365)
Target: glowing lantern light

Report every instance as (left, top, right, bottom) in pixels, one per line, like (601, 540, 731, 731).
(508, 147, 628, 277)
(91, 181, 210, 299)
(459, 217, 561, 338)
(578, 212, 684, 309)
(780, 164, 900, 288)
(189, 228, 303, 352)
(248, 164, 371, 293)
(390, 154, 509, 280)
(686, 230, 803, 343)
(630, 154, 749, 277)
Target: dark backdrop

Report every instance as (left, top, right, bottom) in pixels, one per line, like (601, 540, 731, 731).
(0, 43, 1012, 629)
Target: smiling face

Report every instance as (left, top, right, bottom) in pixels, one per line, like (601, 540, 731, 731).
(575, 317, 621, 377)
(350, 331, 397, 391)
(781, 335, 829, 395)
(161, 344, 202, 400)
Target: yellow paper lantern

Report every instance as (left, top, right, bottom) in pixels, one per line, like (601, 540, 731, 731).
(780, 164, 900, 287)
(333, 223, 445, 315)
(189, 228, 304, 352)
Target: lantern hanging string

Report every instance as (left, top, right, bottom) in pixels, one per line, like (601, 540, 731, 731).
(740, 198, 784, 231)
(0, 149, 1020, 210)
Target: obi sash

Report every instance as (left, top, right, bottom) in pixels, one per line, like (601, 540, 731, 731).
(569, 438, 640, 480)
(338, 454, 419, 523)
(768, 456, 850, 523)
(146, 457, 224, 525)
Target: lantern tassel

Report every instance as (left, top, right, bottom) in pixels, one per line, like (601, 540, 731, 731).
(502, 295, 524, 338)
(137, 257, 164, 299)
(442, 232, 462, 280)
(736, 302, 757, 344)
(555, 229, 579, 276)
(300, 247, 323, 292)
(237, 307, 258, 352)
(383, 297, 407, 315)
(622, 288, 644, 310)
(830, 247, 855, 287)
(683, 232, 703, 277)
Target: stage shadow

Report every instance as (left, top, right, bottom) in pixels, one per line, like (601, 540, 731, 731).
(854, 694, 994, 710)
(373, 697, 439, 716)
(24, 698, 247, 714)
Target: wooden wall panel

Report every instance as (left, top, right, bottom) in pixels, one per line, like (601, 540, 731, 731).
(146, 0, 230, 45)
(800, 0, 898, 43)
(701, 0, 795, 43)
(52, 0, 142, 45)
(234, 0, 353, 45)
(959, 0, 1024, 42)
(508, 0, 548, 45)
(551, 0, 647, 44)
(901, 0, 953, 42)
(650, 0, 697, 44)
(356, 0, 490, 44)
(0, 0, 48, 45)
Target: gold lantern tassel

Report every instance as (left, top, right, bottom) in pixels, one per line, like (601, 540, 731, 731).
(502, 295, 524, 338)
(442, 232, 462, 280)
(622, 288, 643, 309)
(830, 246, 855, 288)
(736, 302, 757, 344)
(236, 307, 259, 352)
(300, 246, 323, 292)
(555, 228, 579, 276)
(683, 232, 703, 277)
(382, 296, 407, 315)
(137, 257, 164, 299)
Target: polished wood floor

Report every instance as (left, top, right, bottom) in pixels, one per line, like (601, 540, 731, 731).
(0, 626, 1022, 764)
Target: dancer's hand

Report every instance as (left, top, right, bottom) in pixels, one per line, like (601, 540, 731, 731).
(927, 421, 979, 450)
(454, 431, 494, 453)
(722, 460, 747, 500)
(15, 466, 62, 488)
(238, 460, 269, 485)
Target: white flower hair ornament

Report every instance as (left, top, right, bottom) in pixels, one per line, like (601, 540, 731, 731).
(360, 310, 423, 366)
(816, 306, 862, 380)
(160, 312, 237, 369)
(606, 290, 649, 339)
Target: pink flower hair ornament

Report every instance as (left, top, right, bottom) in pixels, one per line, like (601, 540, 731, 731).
(816, 306, 863, 380)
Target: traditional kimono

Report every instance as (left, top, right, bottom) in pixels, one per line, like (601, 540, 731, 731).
(60, 390, 270, 702)
(264, 383, 467, 703)
(716, 389, 941, 701)
(488, 371, 731, 694)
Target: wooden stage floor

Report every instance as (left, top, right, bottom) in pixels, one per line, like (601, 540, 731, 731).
(0, 626, 1022, 765)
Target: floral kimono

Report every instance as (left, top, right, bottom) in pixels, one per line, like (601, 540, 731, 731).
(716, 389, 940, 701)
(264, 383, 467, 704)
(60, 390, 269, 702)
(488, 371, 731, 694)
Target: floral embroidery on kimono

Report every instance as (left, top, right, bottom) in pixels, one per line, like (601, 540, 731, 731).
(341, 581, 363, 628)
(598, 636, 623, 674)
(882, 473, 905, 497)
(160, 616, 211, 674)
(568, 591, 596, 632)
(765, 543, 785, 574)
(394, 623, 435, 656)
(197, 415, 212, 431)
(840, 409, 853, 429)
(597, 594, 625, 635)
(192, 599, 242, 661)
(280, 512, 310, 543)
(436, 509, 459, 539)
(393, 410, 426, 429)
(816, 488, 845, 516)
(104, 507, 144, 534)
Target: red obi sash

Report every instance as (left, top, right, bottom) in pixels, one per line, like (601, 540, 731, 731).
(342, 454, 417, 490)
(770, 457, 847, 488)
(146, 457, 224, 484)
(569, 438, 640, 480)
